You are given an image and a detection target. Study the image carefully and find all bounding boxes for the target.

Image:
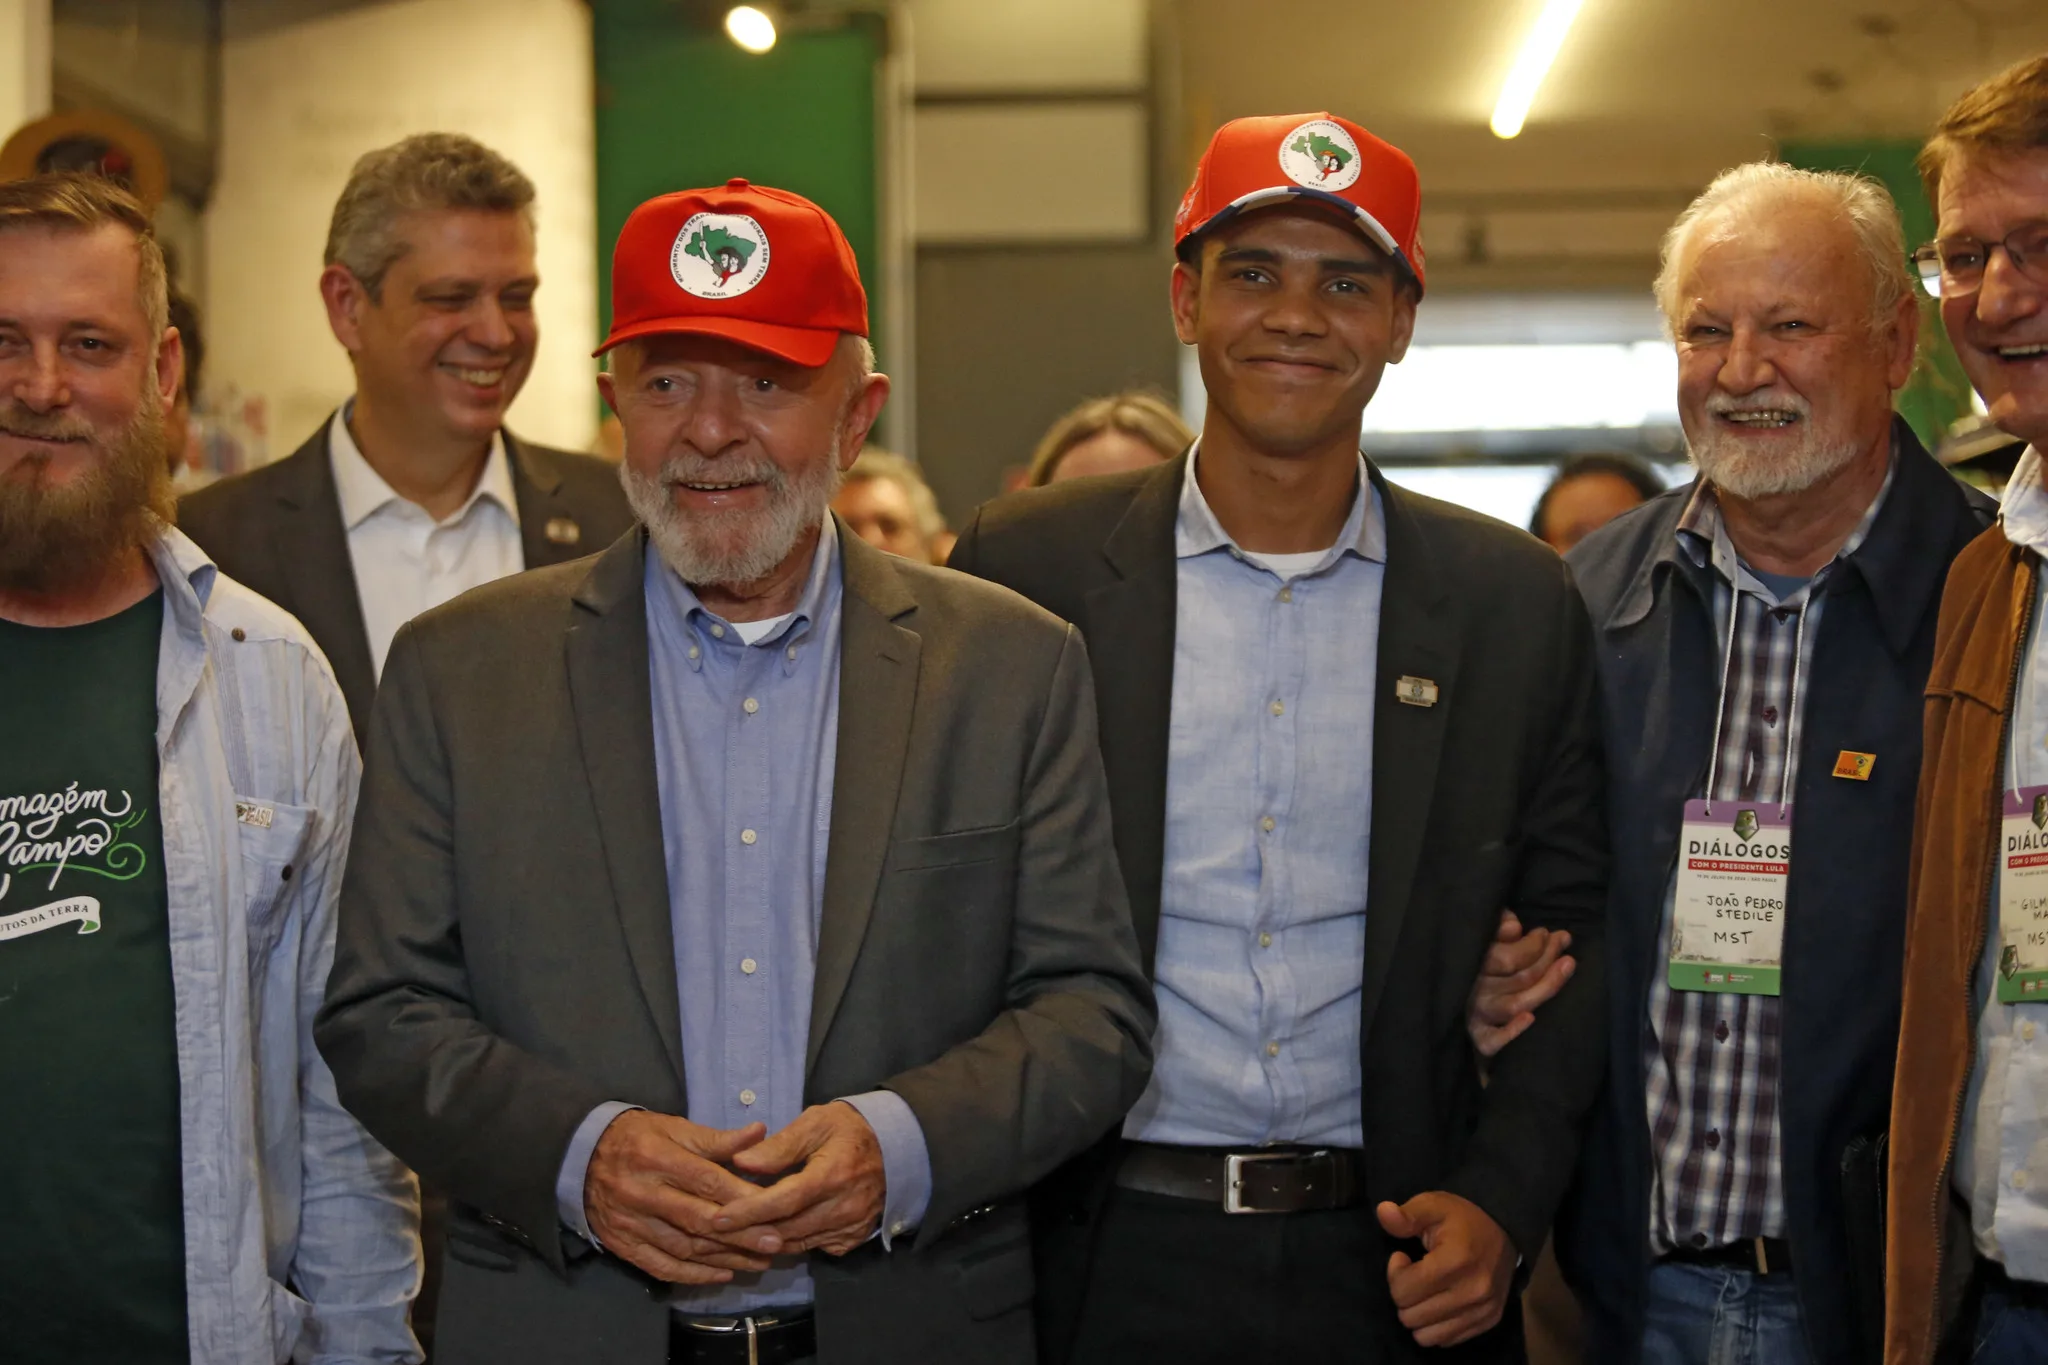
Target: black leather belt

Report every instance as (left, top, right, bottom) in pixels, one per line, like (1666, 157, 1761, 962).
(668, 1308, 815, 1365)
(1116, 1142, 1364, 1214)
(1663, 1236, 1793, 1277)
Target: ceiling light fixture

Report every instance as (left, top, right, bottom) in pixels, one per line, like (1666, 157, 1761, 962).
(1489, 0, 1585, 139)
(725, 5, 778, 54)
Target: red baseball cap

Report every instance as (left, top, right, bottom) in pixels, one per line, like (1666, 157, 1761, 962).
(596, 179, 868, 367)
(1174, 113, 1425, 295)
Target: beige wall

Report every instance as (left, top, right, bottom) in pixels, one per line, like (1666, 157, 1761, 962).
(206, 0, 596, 461)
(0, 0, 51, 135)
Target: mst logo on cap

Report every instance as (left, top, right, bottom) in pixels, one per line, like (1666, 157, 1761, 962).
(672, 213, 771, 299)
(1279, 119, 1362, 192)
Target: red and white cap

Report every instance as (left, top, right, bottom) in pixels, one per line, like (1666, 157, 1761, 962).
(596, 178, 868, 366)
(1174, 112, 1425, 295)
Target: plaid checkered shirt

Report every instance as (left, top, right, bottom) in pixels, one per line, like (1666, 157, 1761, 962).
(1643, 455, 1894, 1252)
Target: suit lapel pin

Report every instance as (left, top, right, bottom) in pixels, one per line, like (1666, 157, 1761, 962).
(1395, 675, 1439, 707)
(544, 516, 582, 547)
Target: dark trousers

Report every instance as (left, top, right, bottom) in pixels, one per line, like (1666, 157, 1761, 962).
(1066, 1184, 1382, 1364)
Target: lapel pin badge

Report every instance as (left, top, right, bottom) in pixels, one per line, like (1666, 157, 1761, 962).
(1832, 750, 1876, 781)
(544, 516, 582, 547)
(1395, 675, 1439, 708)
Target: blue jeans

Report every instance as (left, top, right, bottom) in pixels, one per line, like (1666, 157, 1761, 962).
(1974, 1280, 2048, 1364)
(1641, 1262, 1815, 1365)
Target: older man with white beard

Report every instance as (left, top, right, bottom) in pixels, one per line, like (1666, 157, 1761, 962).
(316, 181, 1153, 1365)
(1544, 162, 1995, 1365)
(0, 172, 421, 1361)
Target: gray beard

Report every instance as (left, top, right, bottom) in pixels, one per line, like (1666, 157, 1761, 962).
(620, 435, 845, 592)
(1689, 419, 1861, 500)
(0, 385, 174, 592)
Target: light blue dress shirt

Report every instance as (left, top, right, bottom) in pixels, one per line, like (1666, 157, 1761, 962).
(1959, 444, 2048, 1281)
(1123, 447, 1384, 1149)
(553, 528, 931, 1313)
(143, 528, 420, 1363)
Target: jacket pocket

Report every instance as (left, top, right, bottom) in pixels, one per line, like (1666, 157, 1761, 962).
(444, 1209, 522, 1273)
(233, 797, 312, 966)
(952, 1203, 1034, 1321)
(886, 822, 1020, 874)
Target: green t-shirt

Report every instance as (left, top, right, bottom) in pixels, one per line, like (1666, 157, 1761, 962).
(0, 591, 188, 1362)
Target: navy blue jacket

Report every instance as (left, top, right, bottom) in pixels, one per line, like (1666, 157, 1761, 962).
(1553, 421, 1993, 1364)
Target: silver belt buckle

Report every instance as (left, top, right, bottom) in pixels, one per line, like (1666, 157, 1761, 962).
(681, 1315, 761, 1365)
(1224, 1150, 1297, 1214)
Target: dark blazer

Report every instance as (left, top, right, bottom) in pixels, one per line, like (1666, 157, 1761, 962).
(1554, 422, 1995, 1365)
(314, 523, 1156, 1365)
(177, 415, 635, 739)
(948, 455, 1611, 1364)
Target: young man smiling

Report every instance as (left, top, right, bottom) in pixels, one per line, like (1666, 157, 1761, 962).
(950, 112, 1609, 1363)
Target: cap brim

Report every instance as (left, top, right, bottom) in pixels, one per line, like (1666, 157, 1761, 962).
(1183, 186, 1422, 294)
(593, 315, 844, 367)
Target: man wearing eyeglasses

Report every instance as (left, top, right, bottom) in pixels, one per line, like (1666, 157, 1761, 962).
(1887, 53, 2048, 1365)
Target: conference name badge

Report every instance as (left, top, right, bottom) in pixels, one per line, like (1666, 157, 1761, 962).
(1997, 785, 2048, 1004)
(1670, 799, 1790, 996)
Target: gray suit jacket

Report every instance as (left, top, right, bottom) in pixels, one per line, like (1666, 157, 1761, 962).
(177, 415, 636, 739)
(315, 522, 1156, 1365)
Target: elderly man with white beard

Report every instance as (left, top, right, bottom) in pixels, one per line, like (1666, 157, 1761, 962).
(316, 181, 1153, 1365)
(1541, 162, 1996, 1365)
(0, 172, 421, 1361)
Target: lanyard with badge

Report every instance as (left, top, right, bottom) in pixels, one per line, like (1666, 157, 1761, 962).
(1996, 686, 2048, 1002)
(1668, 595, 1807, 996)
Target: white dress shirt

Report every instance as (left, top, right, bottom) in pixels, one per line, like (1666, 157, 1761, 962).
(1958, 445, 2048, 1280)
(328, 405, 525, 679)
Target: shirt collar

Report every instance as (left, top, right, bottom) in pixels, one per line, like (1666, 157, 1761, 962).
(1673, 432, 1899, 601)
(2001, 446, 2048, 555)
(327, 401, 516, 531)
(1174, 439, 1386, 570)
(647, 520, 841, 673)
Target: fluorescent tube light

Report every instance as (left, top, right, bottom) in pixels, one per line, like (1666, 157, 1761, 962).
(1490, 0, 1585, 139)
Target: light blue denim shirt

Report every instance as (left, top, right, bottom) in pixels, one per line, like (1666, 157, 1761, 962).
(1123, 448, 1384, 1148)
(554, 527, 930, 1312)
(1959, 444, 2048, 1281)
(139, 527, 420, 1363)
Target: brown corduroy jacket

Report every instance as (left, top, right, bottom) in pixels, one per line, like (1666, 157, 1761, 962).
(1887, 525, 2038, 1364)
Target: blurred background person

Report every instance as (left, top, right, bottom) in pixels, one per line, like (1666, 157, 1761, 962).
(1027, 389, 1192, 486)
(832, 446, 951, 562)
(1528, 451, 1668, 554)
(164, 287, 205, 483)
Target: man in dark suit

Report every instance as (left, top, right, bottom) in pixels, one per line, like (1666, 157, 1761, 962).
(317, 181, 1154, 1365)
(178, 132, 632, 741)
(948, 113, 1609, 1363)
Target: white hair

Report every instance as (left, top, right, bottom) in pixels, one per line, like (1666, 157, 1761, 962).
(1653, 161, 1914, 338)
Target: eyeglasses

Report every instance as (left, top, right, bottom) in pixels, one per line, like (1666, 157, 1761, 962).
(1912, 222, 2048, 298)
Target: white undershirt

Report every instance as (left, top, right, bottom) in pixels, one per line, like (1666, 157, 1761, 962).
(730, 613, 794, 645)
(328, 406, 524, 679)
(1241, 549, 1334, 580)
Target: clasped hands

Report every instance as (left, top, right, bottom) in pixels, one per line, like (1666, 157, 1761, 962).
(583, 1101, 886, 1286)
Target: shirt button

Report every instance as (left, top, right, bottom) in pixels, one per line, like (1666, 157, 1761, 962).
(1269, 700, 1285, 717)
(741, 957, 759, 975)
(2016, 1169, 2031, 1191)
(787, 646, 798, 661)
(2025, 1021, 2039, 1043)
(1691, 1232, 1709, 1249)
(1266, 1042, 1280, 1057)
(1715, 1020, 1730, 1043)
(1278, 586, 1293, 603)
(688, 645, 701, 661)
(740, 829, 758, 845)
(1761, 705, 1779, 726)
(1705, 1129, 1720, 1151)
(1259, 932, 1273, 948)
(890, 1221, 908, 1237)
(739, 1089, 757, 1107)
(230, 627, 246, 642)
(743, 697, 760, 714)
(710, 623, 726, 638)
(1260, 816, 1276, 833)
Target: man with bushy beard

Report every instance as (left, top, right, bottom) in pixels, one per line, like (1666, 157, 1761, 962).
(0, 173, 421, 1361)
(1550, 161, 1994, 1365)
(315, 181, 1154, 1365)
